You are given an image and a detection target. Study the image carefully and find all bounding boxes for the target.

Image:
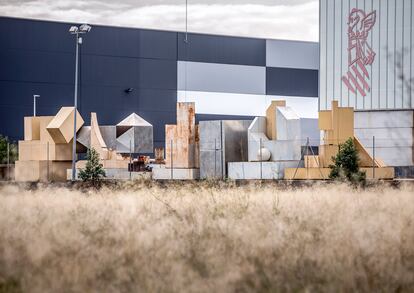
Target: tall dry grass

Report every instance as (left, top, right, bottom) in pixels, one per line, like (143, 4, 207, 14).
(0, 181, 413, 292)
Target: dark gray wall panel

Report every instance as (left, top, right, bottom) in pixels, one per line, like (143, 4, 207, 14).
(0, 49, 74, 83)
(138, 59, 177, 90)
(178, 32, 266, 66)
(0, 18, 177, 59)
(266, 67, 318, 97)
(0, 81, 73, 108)
(0, 18, 73, 52)
(82, 26, 177, 60)
(81, 56, 177, 89)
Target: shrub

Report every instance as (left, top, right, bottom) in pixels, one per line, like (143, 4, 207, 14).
(329, 138, 366, 185)
(78, 148, 106, 185)
(0, 135, 18, 164)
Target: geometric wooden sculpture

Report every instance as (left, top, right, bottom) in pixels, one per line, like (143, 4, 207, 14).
(15, 107, 82, 182)
(265, 100, 286, 140)
(284, 100, 395, 180)
(46, 107, 84, 143)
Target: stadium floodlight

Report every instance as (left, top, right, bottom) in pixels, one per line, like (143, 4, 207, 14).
(79, 24, 92, 33)
(69, 26, 79, 34)
(69, 24, 92, 181)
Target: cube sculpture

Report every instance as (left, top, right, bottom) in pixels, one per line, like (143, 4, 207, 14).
(199, 120, 251, 179)
(116, 113, 153, 154)
(228, 101, 302, 180)
(153, 102, 200, 180)
(284, 101, 395, 180)
(46, 107, 84, 143)
(15, 107, 83, 182)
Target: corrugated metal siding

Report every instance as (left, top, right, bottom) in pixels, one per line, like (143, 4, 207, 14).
(320, 0, 414, 110)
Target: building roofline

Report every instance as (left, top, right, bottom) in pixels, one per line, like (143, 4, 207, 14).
(0, 15, 319, 45)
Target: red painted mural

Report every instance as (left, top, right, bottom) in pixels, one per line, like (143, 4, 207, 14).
(342, 8, 377, 97)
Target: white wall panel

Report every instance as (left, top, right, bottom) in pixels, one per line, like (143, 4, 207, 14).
(395, 0, 404, 109)
(177, 61, 266, 95)
(355, 0, 363, 110)
(341, 0, 350, 108)
(364, 0, 373, 110)
(355, 128, 413, 147)
(320, 0, 328, 110)
(411, 0, 414, 109)
(354, 110, 414, 128)
(333, 0, 342, 104)
(348, 0, 357, 109)
(266, 40, 319, 70)
(371, 0, 380, 109)
(402, 0, 412, 108)
(177, 90, 319, 118)
(326, 0, 335, 109)
(387, 0, 396, 109)
(379, 0, 389, 109)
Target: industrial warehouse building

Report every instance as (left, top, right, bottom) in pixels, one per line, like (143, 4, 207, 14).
(0, 16, 319, 149)
(320, 0, 414, 174)
(1, 0, 413, 176)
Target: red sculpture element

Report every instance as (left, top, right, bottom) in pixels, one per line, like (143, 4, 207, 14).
(342, 8, 376, 97)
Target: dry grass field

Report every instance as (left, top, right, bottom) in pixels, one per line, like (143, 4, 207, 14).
(0, 181, 413, 293)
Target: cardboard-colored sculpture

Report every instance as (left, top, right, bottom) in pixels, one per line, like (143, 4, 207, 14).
(15, 108, 82, 182)
(284, 101, 394, 180)
(153, 102, 200, 180)
(266, 100, 286, 140)
(165, 102, 199, 169)
(46, 107, 84, 143)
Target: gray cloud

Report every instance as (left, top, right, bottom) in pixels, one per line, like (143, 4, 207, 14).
(0, 0, 319, 41)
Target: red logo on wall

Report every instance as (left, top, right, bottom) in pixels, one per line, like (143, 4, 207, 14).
(342, 8, 377, 97)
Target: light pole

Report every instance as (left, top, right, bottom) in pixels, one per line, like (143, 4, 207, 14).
(69, 24, 91, 181)
(33, 94, 40, 116)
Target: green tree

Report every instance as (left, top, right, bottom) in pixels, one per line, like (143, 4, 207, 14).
(329, 138, 366, 185)
(78, 148, 106, 184)
(0, 135, 18, 164)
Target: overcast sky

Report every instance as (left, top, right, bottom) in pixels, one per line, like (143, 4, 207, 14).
(0, 0, 319, 41)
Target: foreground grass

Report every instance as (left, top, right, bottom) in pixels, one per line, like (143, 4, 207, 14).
(0, 181, 413, 292)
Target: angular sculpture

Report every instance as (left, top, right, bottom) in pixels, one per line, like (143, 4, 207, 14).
(248, 104, 302, 162)
(15, 108, 82, 182)
(46, 107, 84, 143)
(199, 120, 251, 179)
(284, 101, 395, 179)
(228, 100, 307, 179)
(74, 112, 127, 167)
(165, 102, 199, 169)
(153, 102, 200, 180)
(116, 113, 153, 154)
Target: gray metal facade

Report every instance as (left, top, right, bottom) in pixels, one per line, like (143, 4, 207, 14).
(0, 16, 319, 148)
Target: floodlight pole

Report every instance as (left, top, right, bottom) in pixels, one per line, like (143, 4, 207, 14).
(69, 24, 91, 182)
(71, 33, 80, 182)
